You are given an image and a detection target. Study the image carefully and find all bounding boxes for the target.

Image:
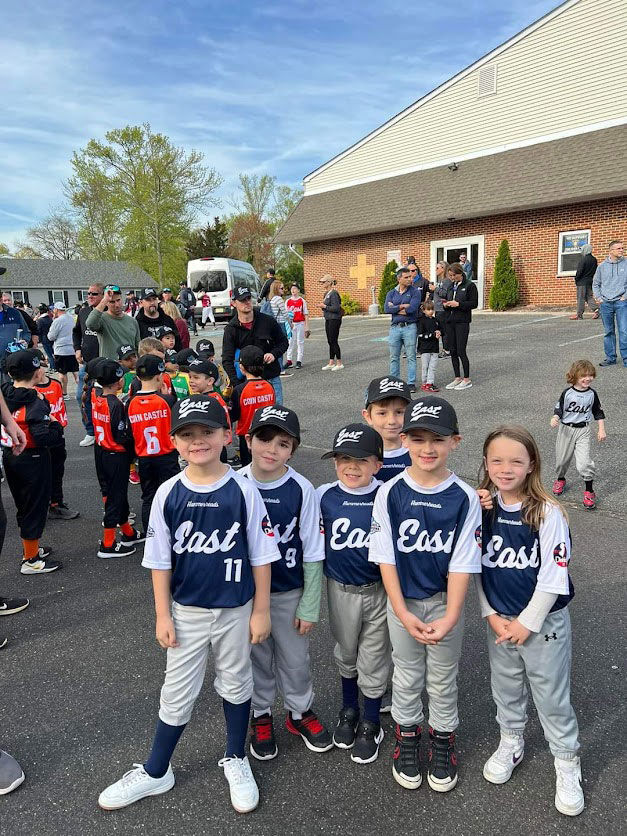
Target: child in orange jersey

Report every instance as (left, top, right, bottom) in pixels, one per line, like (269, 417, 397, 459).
(230, 346, 275, 467)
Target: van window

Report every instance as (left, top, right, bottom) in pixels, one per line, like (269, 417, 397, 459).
(232, 267, 258, 294)
(189, 270, 227, 293)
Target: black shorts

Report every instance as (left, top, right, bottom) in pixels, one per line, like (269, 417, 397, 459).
(54, 354, 79, 374)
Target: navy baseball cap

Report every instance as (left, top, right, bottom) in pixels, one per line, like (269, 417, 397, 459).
(170, 395, 229, 434)
(96, 360, 124, 386)
(85, 357, 105, 379)
(6, 349, 41, 379)
(136, 354, 165, 378)
(249, 405, 300, 442)
(140, 287, 158, 300)
(196, 339, 214, 356)
(322, 423, 384, 461)
(117, 344, 137, 360)
(239, 345, 264, 367)
(233, 286, 252, 301)
(187, 357, 219, 379)
(401, 396, 459, 436)
(155, 325, 175, 339)
(365, 376, 412, 406)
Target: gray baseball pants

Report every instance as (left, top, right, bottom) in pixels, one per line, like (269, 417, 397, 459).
(487, 608, 580, 759)
(421, 352, 438, 385)
(576, 285, 598, 317)
(555, 422, 595, 480)
(159, 600, 253, 726)
(327, 578, 391, 698)
(387, 593, 464, 731)
(251, 587, 314, 716)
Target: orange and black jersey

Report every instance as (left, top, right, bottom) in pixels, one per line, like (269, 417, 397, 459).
(127, 390, 177, 457)
(92, 391, 130, 453)
(35, 377, 68, 429)
(0, 383, 62, 450)
(230, 378, 275, 437)
(209, 391, 231, 431)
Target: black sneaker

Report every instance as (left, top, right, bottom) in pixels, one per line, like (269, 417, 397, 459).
(286, 710, 333, 752)
(296, 361, 302, 369)
(48, 503, 80, 520)
(392, 724, 422, 789)
(427, 727, 458, 792)
(0, 637, 7, 649)
(119, 529, 146, 547)
(380, 687, 392, 714)
(249, 714, 278, 761)
(38, 546, 52, 558)
(97, 542, 136, 559)
(333, 706, 360, 749)
(20, 557, 62, 575)
(0, 597, 29, 616)
(351, 720, 384, 764)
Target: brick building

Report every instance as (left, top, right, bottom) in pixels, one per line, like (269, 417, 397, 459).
(276, 0, 627, 311)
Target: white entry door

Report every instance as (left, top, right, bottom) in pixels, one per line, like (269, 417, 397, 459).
(430, 235, 485, 309)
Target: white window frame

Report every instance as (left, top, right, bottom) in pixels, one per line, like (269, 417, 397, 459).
(50, 290, 65, 304)
(10, 290, 27, 304)
(558, 229, 591, 277)
(430, 235, 485, 310)
(77, 290, 89, 303)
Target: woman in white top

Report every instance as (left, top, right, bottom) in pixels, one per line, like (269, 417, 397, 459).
(269, 280, 291, 376)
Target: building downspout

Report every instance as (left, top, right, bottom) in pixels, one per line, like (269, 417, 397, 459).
(288, 243, 304, 262)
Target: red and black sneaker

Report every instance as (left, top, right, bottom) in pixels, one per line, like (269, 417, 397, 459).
(426, 383, 440, 393)
(427, 727, 458, 792)
(249, 713, 278, 761)
(583, 490, 596, 510)
(286, 710, 333, 753)
(552, 478, 566, 497)
(392, 724, 422, 789)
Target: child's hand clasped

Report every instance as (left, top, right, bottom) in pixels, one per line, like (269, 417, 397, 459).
(294, 617, 314, 635)
(156, 616, 179, 649)
(426, 615, 456, 642)
(401, 611, 438, 645)
(494, 617, 531, 646)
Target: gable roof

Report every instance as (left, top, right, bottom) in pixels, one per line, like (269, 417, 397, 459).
(0, 259, 156, 289)
(275, 125, 627, 243)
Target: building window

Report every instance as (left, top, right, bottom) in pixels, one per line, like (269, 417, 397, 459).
(10, 290, 30, 305)
(558, 230, 591, 276)
(77, 290, 89, 303)
(48, 290, 69, 306)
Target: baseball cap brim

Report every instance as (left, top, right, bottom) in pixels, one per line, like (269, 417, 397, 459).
(367, 389, 411, 405)
(170, 415, 226, 434)
(321, 447, 382, 460)
(401, 420, 456, 436)
(250, 417, 300, 441)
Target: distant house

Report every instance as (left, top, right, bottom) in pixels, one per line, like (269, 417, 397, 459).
(0, 259, 157, 309)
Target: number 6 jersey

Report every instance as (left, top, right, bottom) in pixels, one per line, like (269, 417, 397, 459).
(127, 390, 177, 457)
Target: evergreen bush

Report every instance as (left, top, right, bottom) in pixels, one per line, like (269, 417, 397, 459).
(340, 292, 360, 315)
(489, 239, 519, 310)
(378, 259, 398, 312)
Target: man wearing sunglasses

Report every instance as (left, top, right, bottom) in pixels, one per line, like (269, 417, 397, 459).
(86, 284, 140, 361)
(73, 283, 104, 446)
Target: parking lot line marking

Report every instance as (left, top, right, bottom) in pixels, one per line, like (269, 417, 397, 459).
(557, 334, 604, 346)
(469, 314, 569, 337)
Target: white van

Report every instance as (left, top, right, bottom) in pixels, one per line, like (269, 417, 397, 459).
(187, 257, 262, 320)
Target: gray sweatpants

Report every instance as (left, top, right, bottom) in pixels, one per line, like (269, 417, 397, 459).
(487, 608, 580, 759)
(421, 352, 438, 385)
(327, 578, 391, 698)
(251, 587, 314, 716)
(387, 594, 464, 732)
(555, 422, 595, 480)
(576, 284, 598, 317)
(159, 600, 253, 726)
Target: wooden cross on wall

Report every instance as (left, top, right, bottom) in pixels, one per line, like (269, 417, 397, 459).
(349, 254, 376, 289)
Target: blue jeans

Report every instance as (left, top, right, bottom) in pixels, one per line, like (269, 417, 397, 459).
(388, 323, 417, 385)
(76, 364, 94, 435)
(600, 299, 627, 363)
(268, 375, 283, 405)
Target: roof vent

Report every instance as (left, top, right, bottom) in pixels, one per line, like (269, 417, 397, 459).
(478, 64, 497, 97)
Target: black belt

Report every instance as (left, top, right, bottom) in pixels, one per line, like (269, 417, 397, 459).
(392, 322, 415, 328)
(563, 422, 589, 429)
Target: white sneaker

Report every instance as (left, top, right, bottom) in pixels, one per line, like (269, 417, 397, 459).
(331, 364, 345, 371)
(483, 732, 524, 784)
(321, 363, 334, 370)
(218, 756, 259, 813)
(79, 435, 95, 447)
(455, 380, 472, 390)
(554, 756, 584, 816)
(98, 763, 175, 810)
(445, 379, 461, 389)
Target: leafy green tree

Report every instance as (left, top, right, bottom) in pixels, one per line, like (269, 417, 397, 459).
(378, 259, 398, 312)
(66, 162, 125, 260)
(0, 243, 10, 256)
(489, 239, 519, 310)
(278, 260, 304, 291)
(185, 217, 229, 261)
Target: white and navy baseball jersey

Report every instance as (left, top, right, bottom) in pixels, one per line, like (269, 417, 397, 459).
(240, 464, 324, 593)
(142, 469, 281, 608)
(481, 495, 574, 617)
(317, 479, 382, 586)
(554, 386, 605, 425)
(369, 470, 481, 599)
(379, 446, 411, 483)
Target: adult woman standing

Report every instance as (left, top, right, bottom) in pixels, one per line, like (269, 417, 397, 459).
(433, 260, 451, 356)
(443, 262, 478, 390)
(161, 301, 190, 349)
(319, 275, 344, 371)
(269, 279, 292, 375)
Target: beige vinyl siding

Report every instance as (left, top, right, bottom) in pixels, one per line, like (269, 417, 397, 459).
(305, 0, 627, 193)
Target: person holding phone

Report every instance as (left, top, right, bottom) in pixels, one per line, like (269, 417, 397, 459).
(86, 284, 140, 360)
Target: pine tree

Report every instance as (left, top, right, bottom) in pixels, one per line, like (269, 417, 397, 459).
(185, 217, 229, 261)
(489, 239, 519, 311)
(378, 259, 398, 312)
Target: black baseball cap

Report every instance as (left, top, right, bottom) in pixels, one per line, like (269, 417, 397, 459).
(175, 348, 198, 366)
(365, 376, 412, 406)
(196, 339, 214, 356)
(140, 287, 158, 300)
(6, 349, 41, 379)
(136, 354, 165, 378)
(165, 349, 178, 363)
(401, 396, 459, 436)
(249, 405, 300, 442)
(117, 344, 137, 360)
(239, 345, 264, 367)
(322, 423, 384, 461)
(38, 302, 49, 313)
(233, 286, 252, 301)
(96, 359, 125, 386)
(266, 268, 276, 276)
(85, 357, 105, 379)
(170, 394, 229, 434)
(155, 325, 175, 339)
(187, 357, 219, 379)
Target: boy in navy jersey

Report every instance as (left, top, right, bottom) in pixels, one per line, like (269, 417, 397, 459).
(369, 396, 481, 792)
(240, 406, 331, 759)
(99, 395, 281, 815)
(318, 423, 391, 765)
(362, 377, 412, 483)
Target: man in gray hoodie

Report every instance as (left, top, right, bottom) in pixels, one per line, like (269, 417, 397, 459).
(592, 240, 627, 367)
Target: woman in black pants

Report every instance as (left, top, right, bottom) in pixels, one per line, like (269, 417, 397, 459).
(443, 263, 478, 390)
(319, 275, 344, 371)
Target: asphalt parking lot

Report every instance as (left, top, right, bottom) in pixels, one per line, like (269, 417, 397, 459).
(1, 312, 625, 836)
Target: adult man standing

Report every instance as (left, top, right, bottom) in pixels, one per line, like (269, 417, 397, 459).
(570, 244, 599, 321)
(1, 293, 38, 347)
(384, 266, 421, 391)
(136, 288, 182, 350)
(222, 286, 289, 404)
(177, 281, 197, 336)
(459, 252, 473, 282)
(86, 284, 140, 360)
(48, 302, 79, 399)
(37, 304, 56, 369)
(593, 239, 627, 367)
(160, 287, 174, 305)
(73, 283, 104, 446)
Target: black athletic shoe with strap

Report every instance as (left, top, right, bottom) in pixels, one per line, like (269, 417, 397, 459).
(351, 720, 384, 764)
(333, 706, 359, 749)
(249, 714, 278, 761)
(427, 727, 458, 792)
(0, 597, 29, 616)
(286, 710, 333, 752)
(392, 724, 422, 789)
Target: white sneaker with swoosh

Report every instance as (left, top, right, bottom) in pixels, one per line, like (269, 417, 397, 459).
(483, 732, 524, 784)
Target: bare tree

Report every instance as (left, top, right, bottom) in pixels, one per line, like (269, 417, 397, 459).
(25, 208, 79, 259)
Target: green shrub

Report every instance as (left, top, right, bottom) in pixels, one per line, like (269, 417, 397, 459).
(340, 292, 361, 316)
(489, 239, 519, 311)
(378, 259, 398, 312)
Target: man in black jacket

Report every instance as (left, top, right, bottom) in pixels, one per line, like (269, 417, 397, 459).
(72, 282, 104, 446)
(570, 244, 599, 320)
(222, 286, 289, 404)
(135, 288, 182, 350)
(177, 281, 197, 336)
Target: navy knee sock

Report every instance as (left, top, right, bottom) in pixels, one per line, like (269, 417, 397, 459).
(363, 695, 382, 725)
(223, 698, 251, 759)
(144, 719, 186, 778)
(341, 676, 359, 712)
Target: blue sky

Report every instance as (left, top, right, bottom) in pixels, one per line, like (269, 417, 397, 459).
(1, 0, 559, 247)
